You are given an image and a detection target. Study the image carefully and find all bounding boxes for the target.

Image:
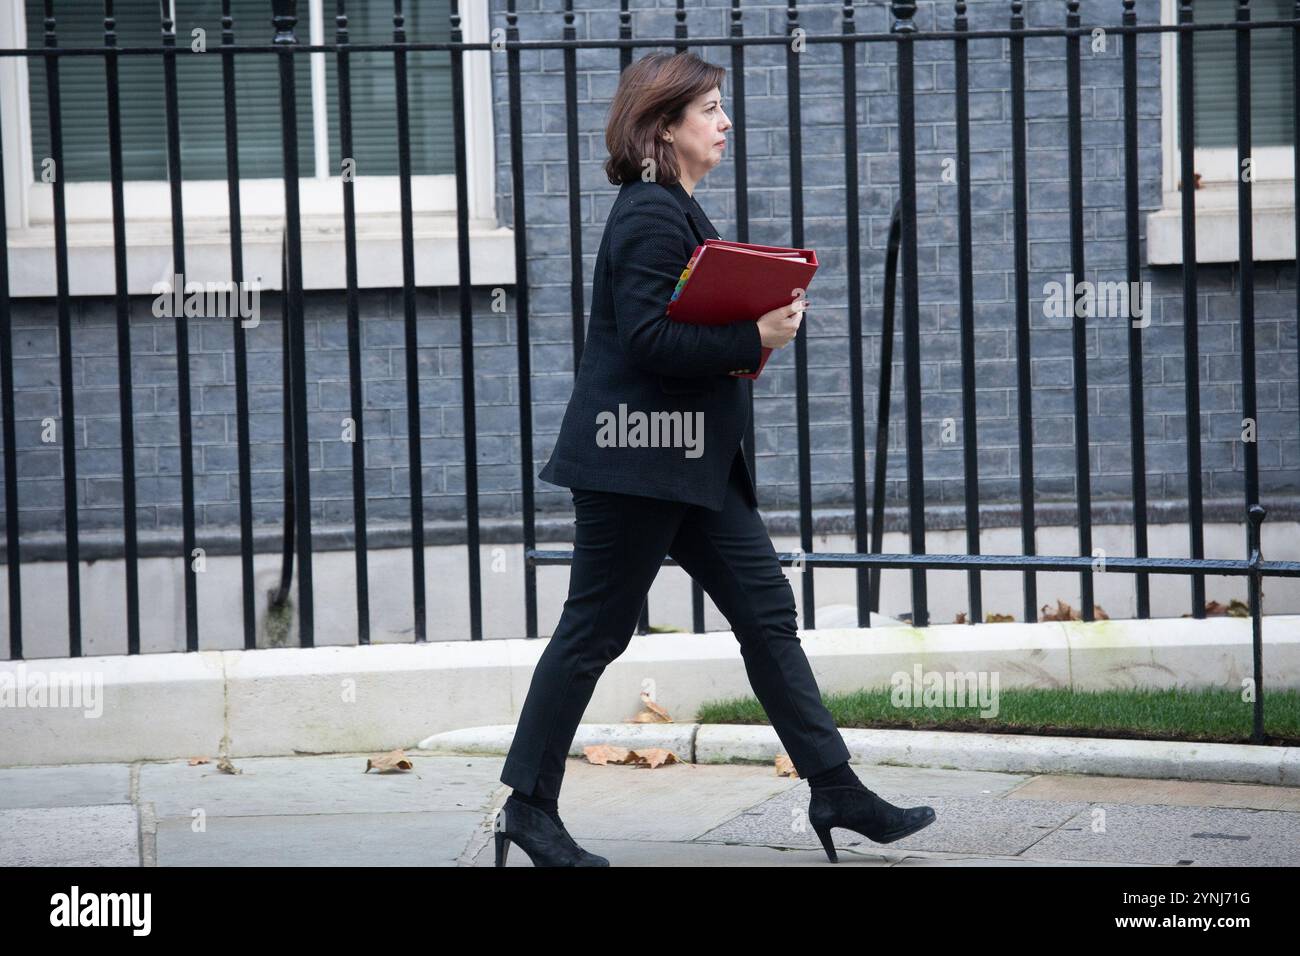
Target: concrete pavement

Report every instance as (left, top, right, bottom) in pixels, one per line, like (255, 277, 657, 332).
(2, 751, 1298, 867)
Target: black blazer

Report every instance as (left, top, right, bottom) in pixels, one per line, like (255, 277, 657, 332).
(539, 178, 763, 512)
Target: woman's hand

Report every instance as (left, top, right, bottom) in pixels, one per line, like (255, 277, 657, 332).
(756, 297, 809, 350)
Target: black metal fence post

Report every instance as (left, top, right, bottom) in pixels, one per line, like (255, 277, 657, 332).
(448, 0, 484, 640)
(891, 0, 928, 627)
(953, 0, 982, 624)
(1065, 0, 1094, 622)
(1009, 0, 1037, 624)
(785, 0, 818, 630)
(273, 0, 314, 646)
(1178, 0, 1207, 619)
(220, 0, 259, 651)
(391, 0, 426, 643)
(103, 0, 142, 655)
(840, 1, 870, 628)
(44, 1, 83, 654)
(159, 0, 201, 651)
(1236, 0, 1260, 535)
(505, 0, 539, 640)
(334, 0, 371, 646)
(1122, 0, 1151, 620)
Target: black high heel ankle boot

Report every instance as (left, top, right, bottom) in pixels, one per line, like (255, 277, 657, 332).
(493, 795, 610, 867)
(808, 785, 936, 863)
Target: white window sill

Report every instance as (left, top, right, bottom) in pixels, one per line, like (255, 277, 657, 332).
(1146, 181, 1296, 265)
(4, 211, 517, 297)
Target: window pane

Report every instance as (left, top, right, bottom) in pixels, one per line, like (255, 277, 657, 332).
(1180, 0, 1296, 149)
(26, 0, 312, 182)
(172, 0, 315, 179)
(325, 0, 454, 178)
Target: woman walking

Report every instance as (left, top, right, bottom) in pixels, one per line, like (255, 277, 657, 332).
(495, 51, 936, 866)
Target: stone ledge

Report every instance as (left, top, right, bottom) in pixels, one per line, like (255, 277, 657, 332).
(1, 615, 1296, 768)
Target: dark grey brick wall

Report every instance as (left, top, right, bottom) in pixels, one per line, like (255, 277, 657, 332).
(2, 0, 1296, 543)
(5, 289, 527, 535)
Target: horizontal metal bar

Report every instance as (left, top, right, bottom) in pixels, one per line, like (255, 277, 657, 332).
(528, 549, 1300, 579)
(6, 20, 1300, 58)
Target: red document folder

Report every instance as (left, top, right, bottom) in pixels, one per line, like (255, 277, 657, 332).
(665, 239, 819, 380)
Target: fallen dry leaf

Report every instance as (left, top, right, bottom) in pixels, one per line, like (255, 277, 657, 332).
(188, 757, 210, 766)
(583, 745, 682, 768)
(1040, 600, 1109, 622)
(1204, 599, 1250, 618)
(957, 611, 1016, 623)
(583, 744, 631, 766)
(630, 691, 672, 724)
(1040, 599, 1075, 621)
(775, 754, 798, 778)
(626, 748, 682, 769)
(364, 749, 413, 773)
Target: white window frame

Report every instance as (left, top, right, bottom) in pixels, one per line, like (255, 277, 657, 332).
(0, 0, 515, 296)
(1147, 0, 1297, 264)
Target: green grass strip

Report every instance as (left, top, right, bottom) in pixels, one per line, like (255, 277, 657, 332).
(694, 686, 1300, 746)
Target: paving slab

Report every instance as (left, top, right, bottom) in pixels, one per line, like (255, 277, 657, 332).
(155, 810, 486, 867)
(1005, 773, 1300, 811)
(845, 763, 1035, 798)
(137, 752, 504, 819)
(0, 764, 132, 810)
(1020, 804, 1300, 866)
(0, 805, 138, 866)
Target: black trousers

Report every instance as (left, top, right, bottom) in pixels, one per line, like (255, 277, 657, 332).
(500, 452, 852, 799)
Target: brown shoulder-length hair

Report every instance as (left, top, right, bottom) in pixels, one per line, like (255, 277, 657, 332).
(603, 52, 726, 187)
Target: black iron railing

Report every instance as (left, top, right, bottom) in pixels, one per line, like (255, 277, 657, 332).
(1, 1, 1298, 740)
